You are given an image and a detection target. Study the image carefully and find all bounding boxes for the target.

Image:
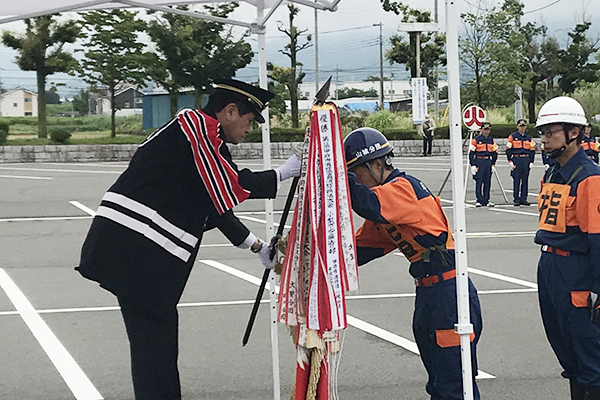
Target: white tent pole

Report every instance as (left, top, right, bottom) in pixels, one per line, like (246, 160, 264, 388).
(446, 0, 475, 399)
(258, 0, 285, 26)
(256, 2, 280, 399)
(117, 0, 253, 28)
(290, 0, 328, 10)
(0, 0, 109, 24)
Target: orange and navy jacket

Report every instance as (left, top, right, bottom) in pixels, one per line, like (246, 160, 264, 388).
(347, 169, 455, 279)
(506, 131, 535, 163)
(469, 134, 498, 165)
(581, 135, 599, 163)
(534, 148, 600, 291)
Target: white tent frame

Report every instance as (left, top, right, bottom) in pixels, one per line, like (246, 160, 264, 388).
(0, 1, 474, 399)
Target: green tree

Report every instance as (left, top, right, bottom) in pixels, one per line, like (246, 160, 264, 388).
(176, 4, 254, 108)
(72, 87, 91, 116)
(79, 10, 150, 137)
(381, 2, 446, 89)
(336, 87, 379, 99)
(2, 15, 80, 138)
(558, 22, 600, 94)
(267, 80, 288, 118)
(46, 86, 61, 104)
(270, 4, 312, 128)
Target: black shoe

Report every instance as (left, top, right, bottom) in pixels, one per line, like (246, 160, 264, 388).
(520, 200, 531, 206)
(513, 202, 520, 206)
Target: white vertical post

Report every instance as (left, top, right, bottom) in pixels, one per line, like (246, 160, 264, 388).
(256, 3, 280, 400)
(446, 0, 475, 399)
(314, 2, 319, 93)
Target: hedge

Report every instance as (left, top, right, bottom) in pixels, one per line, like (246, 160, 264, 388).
(434, 124, 600, 139)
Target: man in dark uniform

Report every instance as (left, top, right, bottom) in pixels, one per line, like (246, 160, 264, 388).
(582, 122, 599, 163)
(469, 122, 498, 207)
(535, 97, 600, 400)
(77, 79, 301, 400)
(344, 127, 483, 400)
(506, 118, 536, 206)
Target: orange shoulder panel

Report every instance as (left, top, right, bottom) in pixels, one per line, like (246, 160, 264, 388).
(575, 176, 600, 234)
(373, 178, 423, 225)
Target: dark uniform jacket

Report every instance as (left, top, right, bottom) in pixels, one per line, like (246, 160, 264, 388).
(535, 148, 600, 292)
(348, 169, 455, 279)
(469, 134, 498, 165)
(582, 135, 599, 163)
(506, 131, 535, 163)
(77, 109, 277, 317)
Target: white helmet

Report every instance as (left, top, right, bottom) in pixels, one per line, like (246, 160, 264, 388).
(535, 96, 587, 128)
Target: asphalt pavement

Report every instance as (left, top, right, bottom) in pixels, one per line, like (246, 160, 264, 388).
(0, 156, 570, 399)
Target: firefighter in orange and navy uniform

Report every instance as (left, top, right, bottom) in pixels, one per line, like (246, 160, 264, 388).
(507, 118, 536, 206)
(469, 122, 498, 207)
(535, 97, 600, 400)
(582, 122, 599, 163)
(344, 127, 483, 400)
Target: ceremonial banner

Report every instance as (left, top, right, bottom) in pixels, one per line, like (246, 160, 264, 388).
(278, 102, 358, 400)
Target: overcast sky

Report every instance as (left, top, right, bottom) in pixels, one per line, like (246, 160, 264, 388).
(0, 0, 598, 96)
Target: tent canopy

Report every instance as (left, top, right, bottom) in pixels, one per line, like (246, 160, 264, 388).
(0, 0, 340, 28)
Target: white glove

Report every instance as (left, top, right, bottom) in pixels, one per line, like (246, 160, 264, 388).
(471, 165, 477, 175)
(529, 162, 533, 169)
(276, 155, 301, 182)
(509, 161, 515, 169)
(257, 239, 275, 270)
(544, 163, 550, 171)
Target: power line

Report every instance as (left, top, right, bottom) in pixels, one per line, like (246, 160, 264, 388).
(523, 0, 563, 14)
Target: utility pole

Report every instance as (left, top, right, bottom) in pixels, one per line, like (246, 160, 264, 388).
(314, 2, 319, 94)
(374, 22, 384, 110)
(434, 0, 439, 118)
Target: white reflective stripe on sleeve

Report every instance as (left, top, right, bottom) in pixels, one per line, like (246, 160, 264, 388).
(102, 192, 198, 247)
(95, 206, 191, 262)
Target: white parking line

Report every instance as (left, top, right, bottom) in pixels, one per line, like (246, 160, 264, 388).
(0, 216, 92, 223)
(199, 260, 495, 380)
(0, 269, 103, 400)
(0, 174, 53, 180)
(69, 201, 96, 216)
(0, 166, 120, 174)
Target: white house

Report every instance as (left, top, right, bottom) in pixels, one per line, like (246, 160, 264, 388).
(0, 87, 38, 117)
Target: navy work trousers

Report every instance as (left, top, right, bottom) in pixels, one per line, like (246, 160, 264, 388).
(538, 251, 600, 389)
(413, 277, 483, 399)
(473, 158, 492, 205)
(511, 156, 530, 203)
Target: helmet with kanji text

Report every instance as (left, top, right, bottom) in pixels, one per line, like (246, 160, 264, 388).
(344, 127, 394, 170)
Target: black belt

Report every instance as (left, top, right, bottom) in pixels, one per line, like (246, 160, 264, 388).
(475, 156, 490, 159)
(512, 154, 529, 157)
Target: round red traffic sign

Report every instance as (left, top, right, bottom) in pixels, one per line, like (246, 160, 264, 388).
(462, 105, 486, 130)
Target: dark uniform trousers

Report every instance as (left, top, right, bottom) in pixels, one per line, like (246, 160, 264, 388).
(473, 157, 492, 205)
(511, 156, 530, 203)
(119, 299, 181, 400)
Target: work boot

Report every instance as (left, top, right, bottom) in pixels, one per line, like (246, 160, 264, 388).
(585, 385, 600, 400)
(571, 379, 586, 400)
(487, 202, 495, 207)
(475, 202, 482, 207)
(513, 201, 520, 206)
(521, 200, 531, 206)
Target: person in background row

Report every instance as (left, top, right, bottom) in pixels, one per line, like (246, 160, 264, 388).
(76, 79, 301, 400)
(581, 122, 599, 163)
(469, 121, 498, 207)
(344, 127, 483, 400)
(422, 113, 437, 156)
(541, 143, 557, 171)
(534, 96, 600, 400)
(507, 118, 536, 206)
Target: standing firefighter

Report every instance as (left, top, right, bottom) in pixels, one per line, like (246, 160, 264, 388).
(507, 118, 536, 206)
(534, 96, 600, 400)
(344, 127, 483, 400)
(469, 121, 498, 207)
(582, 122, 599, 163)
(77, 79, 301, 400)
